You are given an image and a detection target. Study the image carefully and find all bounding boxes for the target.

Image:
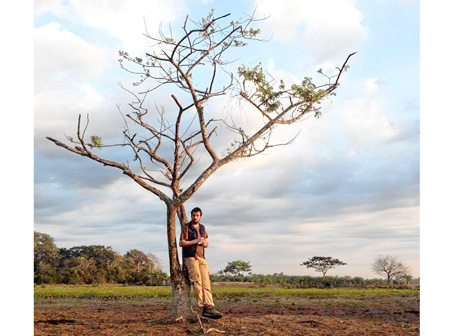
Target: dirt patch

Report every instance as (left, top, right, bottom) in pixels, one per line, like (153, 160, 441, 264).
(34, 294, 419, 335)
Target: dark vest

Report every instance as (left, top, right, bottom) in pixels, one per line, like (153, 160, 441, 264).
(182, 222, 206, 258)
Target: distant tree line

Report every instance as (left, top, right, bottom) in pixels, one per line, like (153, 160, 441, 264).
(34, 232, 169, 285)
(213, 258, 416, 289)
(35, 233, 416, 288)
(211, 273, 417, 289)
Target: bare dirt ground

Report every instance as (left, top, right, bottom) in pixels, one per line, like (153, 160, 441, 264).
(35, 294, 419, 335)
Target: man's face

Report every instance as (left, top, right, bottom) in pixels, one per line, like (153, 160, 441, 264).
(191, 211, 202, 224)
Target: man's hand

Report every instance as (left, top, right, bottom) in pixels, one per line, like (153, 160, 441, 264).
(179, 237, 202, 247)
(179, 236, 207, 247)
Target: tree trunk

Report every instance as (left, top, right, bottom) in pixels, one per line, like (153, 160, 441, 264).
(176, 204, 193, 301)
(166, 203, 192, 319)
(176, 204, 188, 225)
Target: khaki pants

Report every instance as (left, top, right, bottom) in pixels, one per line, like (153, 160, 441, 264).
(184, 257, 214, 308)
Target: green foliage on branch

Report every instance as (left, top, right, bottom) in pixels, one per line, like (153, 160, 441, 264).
(90, 135, 103, 148)
(238, 63, 283, 112)
(237, 64, 332, 118)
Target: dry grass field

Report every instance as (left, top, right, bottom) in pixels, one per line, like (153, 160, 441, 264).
(35, 284, 419, 335)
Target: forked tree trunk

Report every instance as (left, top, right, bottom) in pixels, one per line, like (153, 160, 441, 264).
(166, 203, 192, 319)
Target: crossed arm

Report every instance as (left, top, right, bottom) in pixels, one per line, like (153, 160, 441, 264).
(179, 228, 209, 248)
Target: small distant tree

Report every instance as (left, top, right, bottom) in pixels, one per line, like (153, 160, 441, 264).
(396, 272, 413, 287)
(107, 254, 127, 283)
(124, 249, 153, 272)
(301, 256, 347, 278)
(146, 252, 162, 272)
(220, 260, 252, 278)
(371, 255, 410, 286)
(123, 249, 156, 284)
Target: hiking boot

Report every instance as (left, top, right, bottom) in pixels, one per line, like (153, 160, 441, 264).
(202, 305, 223, 319)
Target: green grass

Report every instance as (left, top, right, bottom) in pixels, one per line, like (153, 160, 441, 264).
(34, 284, 418, 299)
(212, 287, 418, 298)
(34, 285, 172, 298)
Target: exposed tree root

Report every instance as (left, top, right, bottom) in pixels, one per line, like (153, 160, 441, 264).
(191, 305, 225, 334)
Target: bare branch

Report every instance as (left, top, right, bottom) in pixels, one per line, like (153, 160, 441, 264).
(333, 52, 357, 88)
(47, 134, 171, 203)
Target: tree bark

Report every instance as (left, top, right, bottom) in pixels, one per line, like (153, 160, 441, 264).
(176, 204, 192, 292)
(167, 203, 192, 319)
(176, 204, 188, 226)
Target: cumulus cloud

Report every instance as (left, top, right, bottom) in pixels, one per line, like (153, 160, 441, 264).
(34, 22, 147, 156)
(338, 78, 400, 147)
(34, 22, 109, 92)
(254, 0, 368, 62)
(35, 176, 168, 240)
(391, 0, 419, 4)
(35, 0, 65, 16)
(35, 0, 185, 54)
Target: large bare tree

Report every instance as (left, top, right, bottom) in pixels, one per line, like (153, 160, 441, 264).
(371, 255, 410, 286)
(47, 11, 355, 319)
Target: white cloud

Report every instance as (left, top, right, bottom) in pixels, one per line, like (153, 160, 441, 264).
(35, 0, 65, 16)
(34, 2, 188, 155)
(34, 22, 109, 92)
(365, 78, 379, 93)
(37, 0, 186, 54)
(338, 78, 400, 147)
(380, 0, 419, 4)
(254, 0, 368, 62)
(34, 21, 129, 155)
(34, 82, 107, 142)
(34, 21, 113, 152)
(79, 83, 105, 107)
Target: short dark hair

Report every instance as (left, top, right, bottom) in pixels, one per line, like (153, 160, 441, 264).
(191, 207, 202, 215)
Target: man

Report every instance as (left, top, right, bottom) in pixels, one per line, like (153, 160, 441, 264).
(179, 207, 223, 319)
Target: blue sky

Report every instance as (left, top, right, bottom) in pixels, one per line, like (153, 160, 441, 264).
(32, 0, 420, 279)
